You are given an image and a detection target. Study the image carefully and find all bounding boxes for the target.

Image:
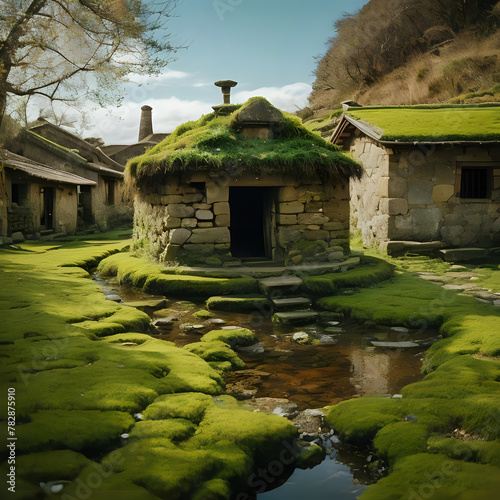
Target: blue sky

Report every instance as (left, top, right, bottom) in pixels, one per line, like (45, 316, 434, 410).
(90, 0, 368, 144)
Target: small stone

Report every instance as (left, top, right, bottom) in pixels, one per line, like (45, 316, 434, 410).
(50, 484, 65, 494)
(11, 231, 25, 243)
(120, 433, 129, 439)
(221, 325, 241, 330)
(392, 394, 403, 399)
(196, 209, 214, 220)
(206, 318, 225, 324)
(134, 413, 144, 420)
(105, 294, 121, 302)
(328, 251, 344, 262)
(442, 284, 464, 290)
(391, 327, 409, 333)
(292, 332, 310, 344)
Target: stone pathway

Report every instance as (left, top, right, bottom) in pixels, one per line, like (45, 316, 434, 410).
(416, 265, 500, 306)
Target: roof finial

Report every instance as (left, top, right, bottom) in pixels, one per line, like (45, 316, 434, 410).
(214, 80, 238, 104)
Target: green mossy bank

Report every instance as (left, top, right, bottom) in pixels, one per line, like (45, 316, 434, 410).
(97, 251, 258, 298)
(0, 235, 296, 500)
(320, 254, 500, 499)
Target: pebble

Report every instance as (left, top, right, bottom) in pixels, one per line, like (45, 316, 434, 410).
(51, 484, 64, 494)
(206, 318, 225, 324)
(105, 294, 121, 302)
(120, 433, 129, 439)
(221, 326, 241, 330)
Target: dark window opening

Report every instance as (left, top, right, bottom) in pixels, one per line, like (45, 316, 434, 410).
(460, 168, 489, 199)
(11, 183, 28, 206)
(229, 187, 274, 259)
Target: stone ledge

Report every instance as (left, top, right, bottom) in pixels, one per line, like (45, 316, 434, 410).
(381, 240, 446, 257)
(439, 248, 489, 262)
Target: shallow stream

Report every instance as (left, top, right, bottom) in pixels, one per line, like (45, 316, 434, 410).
(94, 274, 433, 498)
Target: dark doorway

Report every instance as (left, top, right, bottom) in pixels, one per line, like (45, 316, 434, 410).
(229, 187, 275, 259)
(78, 186, 93, 225)
(40, 187, 54, 230)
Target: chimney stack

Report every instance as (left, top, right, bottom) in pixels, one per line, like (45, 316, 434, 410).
(138, 105, 153, 142)
(214, 80, 238, 104)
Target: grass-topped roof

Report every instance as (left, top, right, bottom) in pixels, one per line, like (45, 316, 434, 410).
(126, 97, 362, 189)
(345, 104, 500, 143)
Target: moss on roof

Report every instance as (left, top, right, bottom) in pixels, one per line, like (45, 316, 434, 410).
(346, 104, 500, 142)
(126, 97, 362, 189)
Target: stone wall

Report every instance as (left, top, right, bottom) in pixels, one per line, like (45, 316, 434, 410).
(133, 176, 351, 264)
(7, 205, 34, 235)
(276, 183, 350, 264)
(349, 136, 500, 249)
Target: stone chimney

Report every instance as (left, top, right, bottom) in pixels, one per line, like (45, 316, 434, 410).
(138, 105, 153, 142)
(214, 80, 238, 104)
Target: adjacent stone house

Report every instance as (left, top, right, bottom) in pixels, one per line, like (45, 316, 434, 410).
(11, 119, 131, 229)
(331, 104, 500, 254)
(127, 93, 361, 265)
(0, 150, 96, 238)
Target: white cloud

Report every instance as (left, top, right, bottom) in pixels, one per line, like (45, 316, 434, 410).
(128, 69, 192, 85)
(87, 97, 213, 145)
(192, 82, 212, 88)
(233, 82, 312, 112)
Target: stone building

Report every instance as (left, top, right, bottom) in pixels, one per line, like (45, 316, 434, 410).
(331, 104, 500, 254)
(11, 119, 131, 229)
(0, 150, 96, 239)
(127, 89, 361, 265)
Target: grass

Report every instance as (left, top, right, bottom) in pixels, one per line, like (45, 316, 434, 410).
(0, 232, 299, 499)
(126, 97, 362, 191)
(347, 105, 500, 142)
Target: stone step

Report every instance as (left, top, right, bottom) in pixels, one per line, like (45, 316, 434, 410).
(272, 310, 319, 325)
(271, 296, 311, 310)
(259, 276, 303, 296)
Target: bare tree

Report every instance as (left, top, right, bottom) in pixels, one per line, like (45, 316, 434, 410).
(0, 0, 181, 128)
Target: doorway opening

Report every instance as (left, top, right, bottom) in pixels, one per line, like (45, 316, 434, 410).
(229, 187, 276, 259)
(40, 187, 54, 230)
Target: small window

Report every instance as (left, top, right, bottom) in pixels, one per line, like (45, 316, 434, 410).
(11, 183, 29, 206)
(460, 167, 490, 199)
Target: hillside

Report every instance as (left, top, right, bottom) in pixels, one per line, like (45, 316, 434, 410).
(307, 0, 500, 121)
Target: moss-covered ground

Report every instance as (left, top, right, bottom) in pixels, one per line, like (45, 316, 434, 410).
(322, 244, 500, 499)
(0, 232, 297, 499)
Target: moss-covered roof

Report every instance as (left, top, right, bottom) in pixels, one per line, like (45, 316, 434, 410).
(345, 104, 500, 142)
(126, 97, 362, 188)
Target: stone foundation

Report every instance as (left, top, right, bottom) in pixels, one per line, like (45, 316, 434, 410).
(133, 176, 351, 264)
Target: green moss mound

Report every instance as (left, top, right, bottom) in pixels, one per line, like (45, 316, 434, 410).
(427, 436, 500, 468)
(16, 410, 134, 454)
(98, 252, 258, 298)
(130, 419, 197, 442)
(361, 453, 500, 500)
(126, 97, 362, 190)
(326, 397, 404, 446)
(142, 393, 214, 424)
(200, 328, 257, 349)
(15, 450, 92, 483)
(206, 294, 272, 313)
(374, 422, 429, 465)
(303, 256, 394, 295)
(184, 341, 246, 371)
